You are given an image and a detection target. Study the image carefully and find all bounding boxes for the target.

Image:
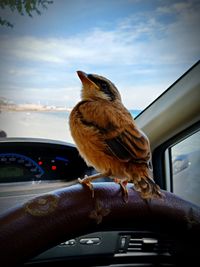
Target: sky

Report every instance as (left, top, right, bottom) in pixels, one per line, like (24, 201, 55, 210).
(0, 0, 200, 110)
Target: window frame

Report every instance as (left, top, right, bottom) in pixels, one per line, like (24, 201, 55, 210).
(152, 121, 200, 193)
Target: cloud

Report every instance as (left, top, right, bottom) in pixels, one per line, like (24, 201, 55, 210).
(0, 36, 65, 63)
(8, 68, 38, 76)
(0, 0, 199, 109)
(120, 83, 168, 110)
(0, 32, 135, 67)
(1, 1, 199, 67)
(157, 0, 197, 15)
(0, 85, 81, 106)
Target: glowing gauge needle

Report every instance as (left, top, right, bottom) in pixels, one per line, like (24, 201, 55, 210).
(0, 153, 45, 180)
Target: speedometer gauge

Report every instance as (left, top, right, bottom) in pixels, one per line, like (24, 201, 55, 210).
(0, 153, 44, 183)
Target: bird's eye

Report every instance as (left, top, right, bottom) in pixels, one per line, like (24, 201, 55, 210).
(101, 83, 108, 90)
(100, 82, 115, 100)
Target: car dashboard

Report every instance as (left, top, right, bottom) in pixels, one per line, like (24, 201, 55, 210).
(0, 138, 92, 183)
(0, 138, 95, 214)
(0, 138, 198, 267)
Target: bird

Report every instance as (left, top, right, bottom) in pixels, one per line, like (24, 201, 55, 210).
(69, 71, 162, 202)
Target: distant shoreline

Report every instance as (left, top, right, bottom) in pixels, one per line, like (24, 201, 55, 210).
(0, 105, 141, 117)
(0, 105, 71, 113)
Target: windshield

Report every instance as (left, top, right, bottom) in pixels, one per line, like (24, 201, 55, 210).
(0, 0, 199, 143)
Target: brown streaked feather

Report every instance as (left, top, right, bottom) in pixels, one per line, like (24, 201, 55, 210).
(72, 100, 150, 164)
(105, 127, 150, 163)
(105, 137, 132, 162)
(69, 71, 162, 200)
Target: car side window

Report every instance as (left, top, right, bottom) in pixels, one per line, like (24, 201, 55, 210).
(170, 130, 200, 206)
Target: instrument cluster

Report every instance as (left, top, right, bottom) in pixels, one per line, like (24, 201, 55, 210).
(0, 139, 92, 184)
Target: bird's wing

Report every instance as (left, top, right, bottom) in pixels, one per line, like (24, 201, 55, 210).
(77, 101, 150, 163)
(105, 126, 150, 162)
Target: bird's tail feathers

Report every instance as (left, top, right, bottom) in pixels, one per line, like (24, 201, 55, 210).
(127, 163, 163, 199)
(134, 176, 163, 199)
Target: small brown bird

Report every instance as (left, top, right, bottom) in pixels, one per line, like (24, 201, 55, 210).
(69, 71, 162, 201)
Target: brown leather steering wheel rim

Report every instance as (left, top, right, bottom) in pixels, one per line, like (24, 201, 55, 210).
(0, 182, 200, 266)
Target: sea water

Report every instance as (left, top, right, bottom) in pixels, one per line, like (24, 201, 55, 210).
(0, 110, 141, 143)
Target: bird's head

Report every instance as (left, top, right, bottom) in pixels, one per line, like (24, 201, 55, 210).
(77, 71, 122, 102)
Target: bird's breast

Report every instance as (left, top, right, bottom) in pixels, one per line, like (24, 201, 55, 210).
(69, 108, 124, 177)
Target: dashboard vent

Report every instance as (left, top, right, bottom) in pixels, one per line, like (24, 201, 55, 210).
(127, 237, 143, 252)
(118, 233, 173, 255)
(127, 234, 172, 254)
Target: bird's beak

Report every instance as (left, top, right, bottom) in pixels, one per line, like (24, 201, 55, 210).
(77, 71, 99, 89)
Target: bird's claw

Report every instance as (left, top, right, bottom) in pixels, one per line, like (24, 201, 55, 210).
(114, 178, 129, 203)
(120, 181, 129, 203)
(78, 175, 95, 198)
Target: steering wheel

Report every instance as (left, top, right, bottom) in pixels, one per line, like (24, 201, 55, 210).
(0, 182, 200, 266)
